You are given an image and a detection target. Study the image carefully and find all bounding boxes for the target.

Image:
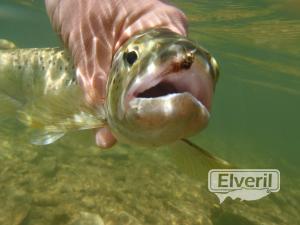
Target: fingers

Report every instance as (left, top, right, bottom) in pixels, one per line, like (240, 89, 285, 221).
(95, 126, 117, 149)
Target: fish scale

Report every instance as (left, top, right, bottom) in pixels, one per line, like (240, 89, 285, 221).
(0, 43, 106, 145)
(0, 48, 75, 102)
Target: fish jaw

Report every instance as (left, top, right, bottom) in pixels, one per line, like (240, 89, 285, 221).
(126, 92, 210, 146)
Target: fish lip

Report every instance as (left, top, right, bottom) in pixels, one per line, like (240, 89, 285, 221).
(129, 92, 209, 112)
(127, 92, 210, 137)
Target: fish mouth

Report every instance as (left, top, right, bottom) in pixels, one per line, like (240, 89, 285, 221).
(127, 59, 214, 111)
(124, 59, 215, 144)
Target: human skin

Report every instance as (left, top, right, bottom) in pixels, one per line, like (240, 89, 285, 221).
(45, 0, 187, 148)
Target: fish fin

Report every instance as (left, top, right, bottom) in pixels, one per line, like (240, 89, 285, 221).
(0, 39, 17, 49)
(170, 139, 235, 181)
(30, 129, 65, 145)
(18, 85, 106, 132)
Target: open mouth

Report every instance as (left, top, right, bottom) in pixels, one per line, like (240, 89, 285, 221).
(137, 81, 179, 98)
(123, 59, 213, 143)
(131, 61, 214, 110)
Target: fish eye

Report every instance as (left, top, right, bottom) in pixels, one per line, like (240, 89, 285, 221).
(124, 50, 138, 66)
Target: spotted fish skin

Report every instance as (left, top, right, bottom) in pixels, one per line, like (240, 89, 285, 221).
(0, 46, 106, 145)
(0, 28, 219, 147)
(0, 48, 75, 102)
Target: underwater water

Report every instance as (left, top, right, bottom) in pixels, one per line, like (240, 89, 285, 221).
(0, 0, 299, 224)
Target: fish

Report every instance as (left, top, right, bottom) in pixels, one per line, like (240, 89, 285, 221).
(0, 29, 218, 146)
(0, 0, 233, 175)
(0, 29, 231, 174)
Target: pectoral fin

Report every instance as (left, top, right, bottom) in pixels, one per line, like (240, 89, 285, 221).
(170, 139, 235, 181)
(29, 129, 65, 145)
(18, 85, 105, 131)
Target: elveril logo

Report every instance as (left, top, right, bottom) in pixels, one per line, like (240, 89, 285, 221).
(208, 169, 280, 203)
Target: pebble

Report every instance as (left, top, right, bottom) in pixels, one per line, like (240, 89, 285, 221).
(69, 212, 104, 225)
(81, 196, 96, 209)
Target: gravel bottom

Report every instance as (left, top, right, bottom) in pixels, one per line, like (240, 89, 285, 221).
(0, 129, 299, 225)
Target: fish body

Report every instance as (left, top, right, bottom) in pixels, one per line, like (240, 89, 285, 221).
(0, 46, 105, 144)
(0, 28, 218, 147)
(0, 47, 74, 100)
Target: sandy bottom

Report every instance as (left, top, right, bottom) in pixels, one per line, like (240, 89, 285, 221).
(0, 128, 299, 225)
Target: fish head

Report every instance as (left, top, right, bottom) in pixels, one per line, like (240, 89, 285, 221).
(106, 29, 219, 146)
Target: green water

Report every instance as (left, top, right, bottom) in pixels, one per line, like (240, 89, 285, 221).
(0, 0, 299, 224)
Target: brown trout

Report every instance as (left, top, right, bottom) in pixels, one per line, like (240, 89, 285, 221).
(0, 29, 218, 147)
(0, 30, 231, 175)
